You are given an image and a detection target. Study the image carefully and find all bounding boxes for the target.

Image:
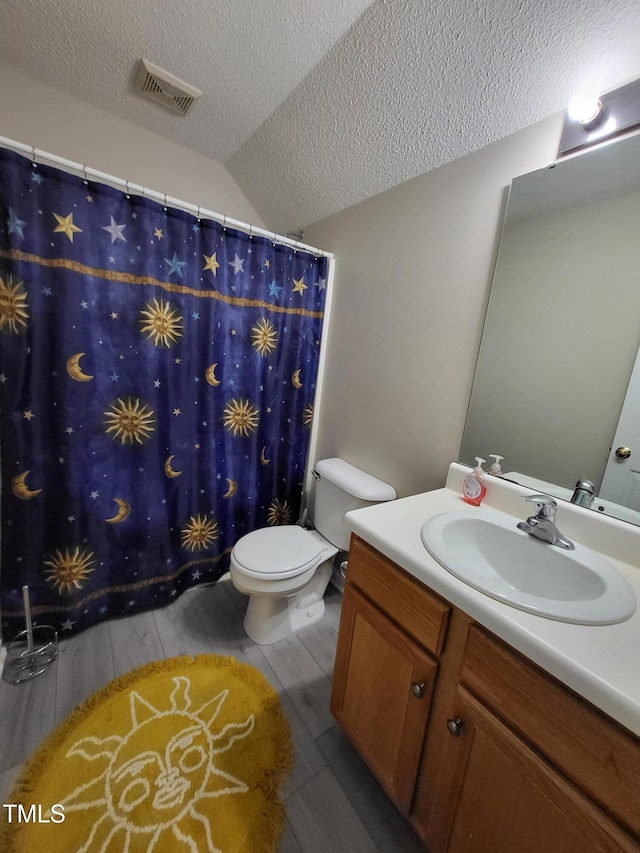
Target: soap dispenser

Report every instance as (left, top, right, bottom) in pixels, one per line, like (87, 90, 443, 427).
(463, 458, 487, 506)
(488, 454, 504, 477)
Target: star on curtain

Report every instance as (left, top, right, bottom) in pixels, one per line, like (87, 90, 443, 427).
(101, 216, 127, 244)
(53, 212, 82, 242)
(7, 208, 26, 239)
(203, 253, 220, 276)
(268, 280, 282, 298)
(229, 253, 245, 276)
(165, 252, 187, 277)
(292, 277, 307, 296)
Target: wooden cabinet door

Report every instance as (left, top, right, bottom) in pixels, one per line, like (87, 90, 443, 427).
(444, 687, 638, 853)
(331, 584, 438, 816)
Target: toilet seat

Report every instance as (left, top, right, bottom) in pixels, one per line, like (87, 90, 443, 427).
(232, 525, 325, 580)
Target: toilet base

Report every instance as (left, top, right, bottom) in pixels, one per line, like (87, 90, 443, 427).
(241, 560, 333, 645)
(243, 594, 326, 645)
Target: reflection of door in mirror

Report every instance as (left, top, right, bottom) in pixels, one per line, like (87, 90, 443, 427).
(600, 344, 640, 510)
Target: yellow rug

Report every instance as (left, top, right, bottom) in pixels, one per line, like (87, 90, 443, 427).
(1, 655, 293, 853)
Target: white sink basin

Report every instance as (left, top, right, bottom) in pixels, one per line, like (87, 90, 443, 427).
(421, 510, 636, 625)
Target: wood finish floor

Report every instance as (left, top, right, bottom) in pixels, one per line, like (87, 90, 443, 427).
(0, 576, 424, 852)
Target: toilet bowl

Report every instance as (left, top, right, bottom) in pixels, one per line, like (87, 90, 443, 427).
(230, 526, 338, 645)
(229, 457, 397, 645)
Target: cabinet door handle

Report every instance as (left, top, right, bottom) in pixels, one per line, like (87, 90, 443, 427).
(411, 682, 426, 699)
(447, 717, 463, 736)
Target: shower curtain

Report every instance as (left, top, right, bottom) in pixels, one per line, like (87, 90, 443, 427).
(0, 147, 328, 639)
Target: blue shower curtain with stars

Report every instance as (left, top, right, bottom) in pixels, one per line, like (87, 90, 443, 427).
(0, 147, 328, 639)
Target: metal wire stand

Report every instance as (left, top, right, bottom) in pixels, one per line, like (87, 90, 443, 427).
(6, 585, 58, 684)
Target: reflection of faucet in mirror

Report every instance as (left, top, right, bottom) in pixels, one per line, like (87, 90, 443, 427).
(517, 495, 575, 551)
(571, 478, 595, 508)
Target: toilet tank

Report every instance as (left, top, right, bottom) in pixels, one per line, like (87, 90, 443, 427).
(313, 458, 396, 550)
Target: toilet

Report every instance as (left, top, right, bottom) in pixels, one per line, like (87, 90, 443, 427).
(229, 457, 396, 644)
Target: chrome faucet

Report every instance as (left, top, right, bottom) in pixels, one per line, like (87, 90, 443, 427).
(517, 495, 575, 550)
(571, 478, 595, 508)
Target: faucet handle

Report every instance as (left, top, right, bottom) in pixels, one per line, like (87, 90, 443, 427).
(522, 494, 557, 519)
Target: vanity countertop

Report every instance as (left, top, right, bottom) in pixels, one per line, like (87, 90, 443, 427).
(345, 463, 640, 737)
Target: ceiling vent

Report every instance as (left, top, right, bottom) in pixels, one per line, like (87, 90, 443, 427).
(135, 59, 201, 116)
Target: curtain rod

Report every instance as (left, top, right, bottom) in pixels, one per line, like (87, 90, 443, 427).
(0, 134, 334, 260)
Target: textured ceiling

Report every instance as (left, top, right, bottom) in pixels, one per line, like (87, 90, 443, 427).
(1, 0, 640, 232)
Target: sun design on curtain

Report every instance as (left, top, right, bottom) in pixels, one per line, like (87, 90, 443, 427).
(0, 147, 328, 638)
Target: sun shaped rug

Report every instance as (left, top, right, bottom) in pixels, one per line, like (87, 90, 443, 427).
(1, 655, 293, 853)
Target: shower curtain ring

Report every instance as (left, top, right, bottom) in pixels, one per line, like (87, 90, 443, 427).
(248, 225, 253, 240)
(82, 166, 88, 184)
(125, 180, 130, 199)
(223, 215, 227, 230)
(31, 146, 37, 167)
(197, 206, 202, 221)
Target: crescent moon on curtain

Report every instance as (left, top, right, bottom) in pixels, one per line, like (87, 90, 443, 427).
(164, 455, 182, 478)
(105, 498, 130, 524)
(205, 363, 221, 386)
(12, 470, 42, 500)
(223, 478, 238, 498)
(66, 352, 94, 382)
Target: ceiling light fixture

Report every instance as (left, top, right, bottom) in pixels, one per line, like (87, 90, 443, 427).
(567, 85, 606, 130)
(558, 75, 640, 157)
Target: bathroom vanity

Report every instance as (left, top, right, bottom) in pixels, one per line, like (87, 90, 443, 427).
(331, 464, 640, 852)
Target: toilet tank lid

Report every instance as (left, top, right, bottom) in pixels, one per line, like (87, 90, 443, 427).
(314, 458, 397, 502)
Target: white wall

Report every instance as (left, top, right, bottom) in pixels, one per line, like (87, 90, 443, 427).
(305, 114, 564, 498)
(0, 64, 264, 226)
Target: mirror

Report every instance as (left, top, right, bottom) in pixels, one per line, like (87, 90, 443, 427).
(460, 130, 640, 526)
